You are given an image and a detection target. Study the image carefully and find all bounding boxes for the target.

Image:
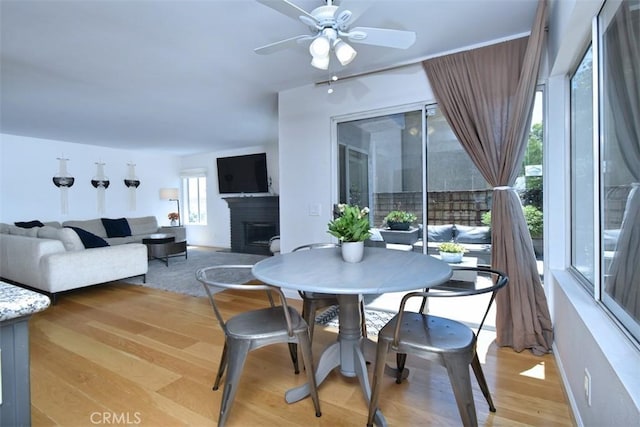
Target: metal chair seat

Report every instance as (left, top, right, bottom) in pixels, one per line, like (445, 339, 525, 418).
(224, 305, 308, 341)
(380, 313, 475, 354)
(196, 265, 322, 426)
(367, 266, 508, 427)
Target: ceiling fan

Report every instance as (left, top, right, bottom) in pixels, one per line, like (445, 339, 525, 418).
(254, 0, 416, 70)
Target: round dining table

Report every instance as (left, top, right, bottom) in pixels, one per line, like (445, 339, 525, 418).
(252, 246, 452, 426)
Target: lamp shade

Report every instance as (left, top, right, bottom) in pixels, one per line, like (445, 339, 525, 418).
(335, 40, 357, 66)
(309, 36, 331, 58)
(311, 54, 330, 70)
(159, 188, 179, 200)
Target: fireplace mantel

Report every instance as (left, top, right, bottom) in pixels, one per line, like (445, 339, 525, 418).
(224, 196, 279, 255)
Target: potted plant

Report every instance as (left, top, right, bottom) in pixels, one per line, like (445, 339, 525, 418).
(383, 210, 417, 231)
(327, 204, 372, 262)
(437, 241, 467, 263)
(168, 212, 179, 226)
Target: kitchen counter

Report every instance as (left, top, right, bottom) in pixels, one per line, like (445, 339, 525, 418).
(1, 281, 50, 426)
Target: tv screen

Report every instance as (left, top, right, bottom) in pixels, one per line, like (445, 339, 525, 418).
(217, 153, 268, 194)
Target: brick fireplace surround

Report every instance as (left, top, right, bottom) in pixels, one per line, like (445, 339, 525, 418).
(224, 196, 279, 256)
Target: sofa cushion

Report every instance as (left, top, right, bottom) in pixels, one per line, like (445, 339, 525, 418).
(454, 225, 491, 244)
(14, 220, 44, 229)
(101, 217, 132, 238)
(63, 219, 107, 238)
(127, 216, 159, 236)
(38, 226, 84, 251)
(427, 224, 455, 242)
(7, 225, 39, 237)
(66, 226, 110, 248)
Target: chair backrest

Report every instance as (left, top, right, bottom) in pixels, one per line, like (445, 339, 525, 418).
(292, 244, 339, 298)
(195, 264, 297, 336)
(396, 266, 508, 339)
(292, 242, 339, 252)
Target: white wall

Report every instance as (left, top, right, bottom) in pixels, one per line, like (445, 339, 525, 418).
(179, 143, 279, 247)
(0, 133, 180, 224)
(278, 65, 432, 252)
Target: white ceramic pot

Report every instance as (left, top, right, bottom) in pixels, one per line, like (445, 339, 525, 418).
(439, 251, 463, 263)
(170, 220, 177, 226)
(342, 241, 365, 263)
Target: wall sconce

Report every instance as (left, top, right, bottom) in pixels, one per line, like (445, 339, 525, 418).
(52, 157, 75, 214)
(91, 162, 110, 213)
(124, 162, 140, 211)
(159, 188, 180, 226)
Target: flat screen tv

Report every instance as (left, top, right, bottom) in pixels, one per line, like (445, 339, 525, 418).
(217, 153, 269, 194)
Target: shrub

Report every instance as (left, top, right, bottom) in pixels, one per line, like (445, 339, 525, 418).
(481, 205, 543, 238)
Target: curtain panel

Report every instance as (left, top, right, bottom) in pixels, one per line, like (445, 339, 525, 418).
(422, 0, 552, 354)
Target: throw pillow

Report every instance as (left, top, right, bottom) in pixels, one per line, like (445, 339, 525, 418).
(66, 226, 110, 249)
(14, 220, 44, 229)
(58, 228, 85, 251)
(427, 224, 455, 242)
(454, 225, 491, 244)
(101, 217, 132, 238)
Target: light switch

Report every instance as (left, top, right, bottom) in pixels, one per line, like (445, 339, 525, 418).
(308, 204, 321, 216)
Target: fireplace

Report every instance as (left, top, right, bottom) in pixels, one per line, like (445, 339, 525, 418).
(224, 196, 279, 255)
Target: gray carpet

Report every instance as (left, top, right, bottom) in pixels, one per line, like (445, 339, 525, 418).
(125, 246, 268, 298)
(125, 246, 395, 335)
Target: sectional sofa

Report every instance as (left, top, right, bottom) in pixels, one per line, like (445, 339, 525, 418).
(413, 223, 492, 264)
(0, 216, 183, 302)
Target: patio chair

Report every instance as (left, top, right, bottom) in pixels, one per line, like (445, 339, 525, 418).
(196, 265, 321, 426)
(367, 266, 508, 427)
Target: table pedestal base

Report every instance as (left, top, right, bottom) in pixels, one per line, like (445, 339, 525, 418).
(285, 295, 388, 426)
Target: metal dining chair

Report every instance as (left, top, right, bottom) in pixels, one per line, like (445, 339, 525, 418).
(196, 265, 322, 426)
(367, 266, 508, 427)
(292, 243, 367, 341)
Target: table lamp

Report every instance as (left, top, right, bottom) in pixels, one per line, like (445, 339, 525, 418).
(159, 188, 180, 226)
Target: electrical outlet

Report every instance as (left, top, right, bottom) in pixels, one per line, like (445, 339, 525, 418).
(584, 368, 592, 406)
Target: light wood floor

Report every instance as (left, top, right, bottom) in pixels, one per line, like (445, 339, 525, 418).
(29, 283, 575, 426)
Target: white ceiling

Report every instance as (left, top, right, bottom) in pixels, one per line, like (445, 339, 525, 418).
(0, 0, 539, 156)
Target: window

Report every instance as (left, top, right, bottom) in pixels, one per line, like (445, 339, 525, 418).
(570, 46, 595, 287)
(569, 0, 639, 342)
(598, 0, 640, 340)
(182, 176, 207, 225)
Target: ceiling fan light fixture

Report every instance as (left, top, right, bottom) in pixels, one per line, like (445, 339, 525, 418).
(334, 39, 357, 66)
(311, 54, 330, 70)
(309, 35, 330, 58)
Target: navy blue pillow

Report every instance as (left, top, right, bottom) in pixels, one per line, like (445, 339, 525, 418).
(66, 226, 109, 248)
(15, 220, 44, 229)
(101, 217, 131, 238)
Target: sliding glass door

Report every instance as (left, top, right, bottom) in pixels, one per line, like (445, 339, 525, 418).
(337, 110, 424, 229)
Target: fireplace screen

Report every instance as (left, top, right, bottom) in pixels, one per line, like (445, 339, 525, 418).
(244, 222, 277, 248)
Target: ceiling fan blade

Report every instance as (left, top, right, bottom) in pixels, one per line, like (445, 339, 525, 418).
(254, 34, 313, 55)
(255, 0, 316, 23)
(347, 27, 416, 49)
(334, 1, 371, 29)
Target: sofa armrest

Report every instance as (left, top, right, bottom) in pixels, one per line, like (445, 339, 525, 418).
(158, 226, 186, 242)
(41, 243, 148, 293)
(0, 234, 66, 288)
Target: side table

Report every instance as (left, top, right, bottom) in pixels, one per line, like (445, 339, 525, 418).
(142, 233, 187, 266)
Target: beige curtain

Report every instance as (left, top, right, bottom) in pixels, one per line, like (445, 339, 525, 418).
(423, 0, 552, 354)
